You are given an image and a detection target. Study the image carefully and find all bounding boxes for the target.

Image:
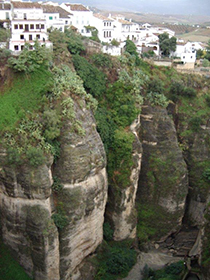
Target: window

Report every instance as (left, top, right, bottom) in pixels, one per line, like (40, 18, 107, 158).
(36, 34, 40, 39)
(6, 12, 9, 20)
(104, 31, 106, 38)
(36, 24, 39, 29)
(49, 16, 53, 20)
(14, 13, 17, 18)
(20, 35, 24, 40)
(21, 45, 24, 50)
(109, 31, 111, 37)
(29, 35, 32, 40)
(14, 45, 19, 51)
(30, 24, 34, 29)
(81, 29, 84, 33)
(43, 37, 45, 42)
(41, 24, 44, 29)
(19, 24, 23, 29)
(104, 22, 106, 27)
(109, 22, 111, 26)
(24, 13, 27, 20)
(25, 24, 29, 31)
(14, 24, 18, 29)
(183, 56, 185, 59)
(65, 20, 68, 24)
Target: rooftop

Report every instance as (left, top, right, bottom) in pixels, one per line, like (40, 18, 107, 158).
(65, 3, 89, 11)
(94, 14, 113, 21)
(12, 1, 42, 9)
(42, 5, 72, 18)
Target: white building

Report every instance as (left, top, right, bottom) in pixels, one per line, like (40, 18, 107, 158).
(60, 3, 93, 36)
(42, 4, 72, 32)
(92, 14, 114, 43)
(0, 1, 11, 27)
(9, 1, 52, 52)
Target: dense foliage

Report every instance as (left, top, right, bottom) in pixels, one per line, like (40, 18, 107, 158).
(158, 32, 177, 57)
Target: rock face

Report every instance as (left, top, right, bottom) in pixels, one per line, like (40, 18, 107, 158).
(106, 116, 142, 241)
(0, 157, 60, 280)
(137, 105, 189, 237)
(53, 102, 107, 279)
(0, 99, 108, 280)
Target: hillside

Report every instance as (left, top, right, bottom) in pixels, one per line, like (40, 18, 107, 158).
(0, 31, 210, 280)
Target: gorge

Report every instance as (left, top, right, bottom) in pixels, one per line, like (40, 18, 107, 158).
(0, 32, 210, 280)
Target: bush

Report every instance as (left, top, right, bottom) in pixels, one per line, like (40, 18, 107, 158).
(65, 28, 86, 54)
(189, 116, 202, 132)
(202, 168, 210, 182)
(91, 53, 112, 68)
(25, 146, 45, 167)
(52, 176, 64, 193)
(8, 41, 52, 73)
(72, 54, 106, 98)
(103, 222, 114, 241)
(183, 87, 197, 98)
(52, 203, 68, 229)
(147, 92, 169, 107)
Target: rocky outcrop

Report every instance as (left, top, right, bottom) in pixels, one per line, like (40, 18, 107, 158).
(52, 101, 107, 279)
(137, 104, 188, 237)
(0, 156, 60, 280)
(0, 98, 108, 280)
(106, 116, 142, 241)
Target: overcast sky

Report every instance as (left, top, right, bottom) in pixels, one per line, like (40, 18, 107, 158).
(64, 0, 210, 15)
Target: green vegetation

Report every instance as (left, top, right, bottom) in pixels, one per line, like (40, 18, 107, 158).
(8, 41, 51, 73)
(51, 202, 68, 229)
(158, 32, 177, 57)
(94, 240, 137, 280)
(0, 27, 10, 42)
(0, 239, 32, 280)
(85, 25, 100, 42)
(0, 67, 52, 132)
(142, 261, 185, 280)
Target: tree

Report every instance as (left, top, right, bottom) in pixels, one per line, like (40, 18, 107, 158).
(159, 32, 177, 57)
(124, 39, 140, 65)
(204, 39, 210, 61)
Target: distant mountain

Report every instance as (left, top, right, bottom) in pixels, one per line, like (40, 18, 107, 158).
(57, 0, 210, 16)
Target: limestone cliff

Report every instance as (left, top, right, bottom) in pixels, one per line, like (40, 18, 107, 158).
(137, 104, 189, 239)
(105, 116, 142, 241)
(0, 96, 107, 280)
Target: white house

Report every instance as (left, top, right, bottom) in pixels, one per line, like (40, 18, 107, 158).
(9, 1, 52, 52)
(110, 15, 139, 42)
(60, 3, 93, 36)
(92, 14, 114, 43)
(42, 4, 72, 32)
(0, 1, 11, 27)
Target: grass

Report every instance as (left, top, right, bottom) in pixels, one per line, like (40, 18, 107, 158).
(0, 239, 32, 280)
(0, 67, 52, 132)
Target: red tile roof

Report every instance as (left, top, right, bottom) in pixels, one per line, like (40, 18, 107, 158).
(42, 5, 72, 18)
(12, 1, 42, 9)
(94, 14, 113, 21)
(65, 3, 89, 11)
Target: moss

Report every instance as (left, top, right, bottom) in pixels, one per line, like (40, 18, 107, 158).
(0, 238, 32, 280)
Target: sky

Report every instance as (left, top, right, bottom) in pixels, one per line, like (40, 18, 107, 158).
(63, 0, 210, 16)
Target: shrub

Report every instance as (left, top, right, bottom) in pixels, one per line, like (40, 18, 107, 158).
(25, 146, 45, 167)
(8, 40, 52, 73)
(65, 28, 85, 54)
(189, 116, 202, 132)
(111, 39, 120, 47)
(202, 168, 210, 182)
(72, 54, 106, 98)
(91, 53, 112, 68)
(103, 222, 114, 241)
(106, 247, 136, 275)
(52, 176, 64, 193)
(147, 92, 169, 107)
(52, 203, 68, 229)
(183, 87, 197, 98)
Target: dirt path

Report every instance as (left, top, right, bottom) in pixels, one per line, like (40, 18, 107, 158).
(122, 249, 182, 280)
